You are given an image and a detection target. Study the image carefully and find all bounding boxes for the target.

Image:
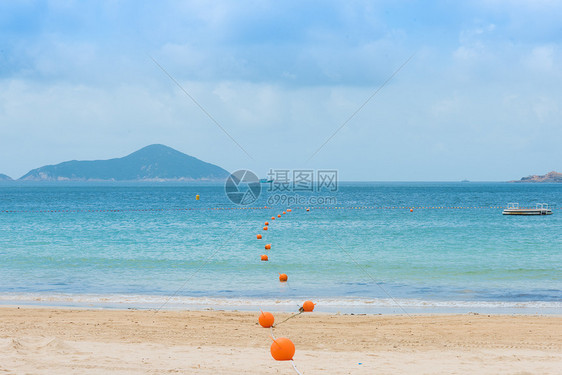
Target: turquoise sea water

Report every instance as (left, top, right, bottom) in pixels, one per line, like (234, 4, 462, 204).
(0, 182, 560, 313)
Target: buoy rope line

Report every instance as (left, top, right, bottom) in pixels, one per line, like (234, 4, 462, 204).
(290, 360, 304, 375)
(1, 205, 556, 214)
(257, 206, 463, 373)
(272, 311, 303, 328)
(0, 207, 275, 214)
(304, 206, 560, 209)
(292, 205, 560, 210)
(257, 208, 308, 374)
(269, 327, 303, 375)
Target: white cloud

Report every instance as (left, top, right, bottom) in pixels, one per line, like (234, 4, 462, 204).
(524, 45, 556, 72)
(532, 96, 560, 123)
(0, 1, 561, 180)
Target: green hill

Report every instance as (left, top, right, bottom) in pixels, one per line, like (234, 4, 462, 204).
(19, 144, 230, 181)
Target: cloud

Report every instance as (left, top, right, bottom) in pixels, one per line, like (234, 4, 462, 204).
(525, 45, 557, 72)
(2, 1, 410, 86)
(0, 1, 561, 180)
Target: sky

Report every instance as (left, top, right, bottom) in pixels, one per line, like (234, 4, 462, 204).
(0, 0, 561, 181)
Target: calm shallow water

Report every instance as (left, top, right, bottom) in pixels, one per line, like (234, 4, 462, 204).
(0, 182, 560, 313)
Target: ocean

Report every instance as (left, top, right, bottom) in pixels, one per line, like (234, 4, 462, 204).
(0, 182, 560, 314)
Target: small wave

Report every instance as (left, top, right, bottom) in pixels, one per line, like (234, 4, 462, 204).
(1, 292, 561, 314)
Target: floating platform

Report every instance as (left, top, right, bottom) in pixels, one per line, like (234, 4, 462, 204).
(503, 203, 552, 215)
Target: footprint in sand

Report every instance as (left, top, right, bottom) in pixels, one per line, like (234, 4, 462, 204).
(1, 338, 25, 353)
(36, 337, 90, 355)
(1, 337, 86, 355)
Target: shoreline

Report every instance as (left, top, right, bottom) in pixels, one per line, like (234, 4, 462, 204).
(1, 292, 561, 315)
(1, 307, 561, 374)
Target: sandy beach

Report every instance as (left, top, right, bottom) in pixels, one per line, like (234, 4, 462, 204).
(0, 308, 560, 374)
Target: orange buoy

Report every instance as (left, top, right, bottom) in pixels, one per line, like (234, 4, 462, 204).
(263, 226, 268, 231)
(306, 208, 310, 212)
(271, 216, 275, 220)
(279, 273, 288, 282)
(287, 209, 292, 212)
(270, 337, 295, 361)
(282, 211, 286, 214)
(265, 244, 271, 250)
(277, 214, 281, 218)
(261, 254, 269, 261)
(410, 208, 413, 212)
(264, 221, 269, 226)
(257, 234, 262, 239)
(302, 300, 315, 312)
(258, 311, 274, 328)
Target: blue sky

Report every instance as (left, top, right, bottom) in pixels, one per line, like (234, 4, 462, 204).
(0, 0, 560, 180)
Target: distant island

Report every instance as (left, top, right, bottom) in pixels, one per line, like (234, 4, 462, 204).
(510, 171, 562, 183)
(18, 144, 230, 182)
(0, 173, 13, 181)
